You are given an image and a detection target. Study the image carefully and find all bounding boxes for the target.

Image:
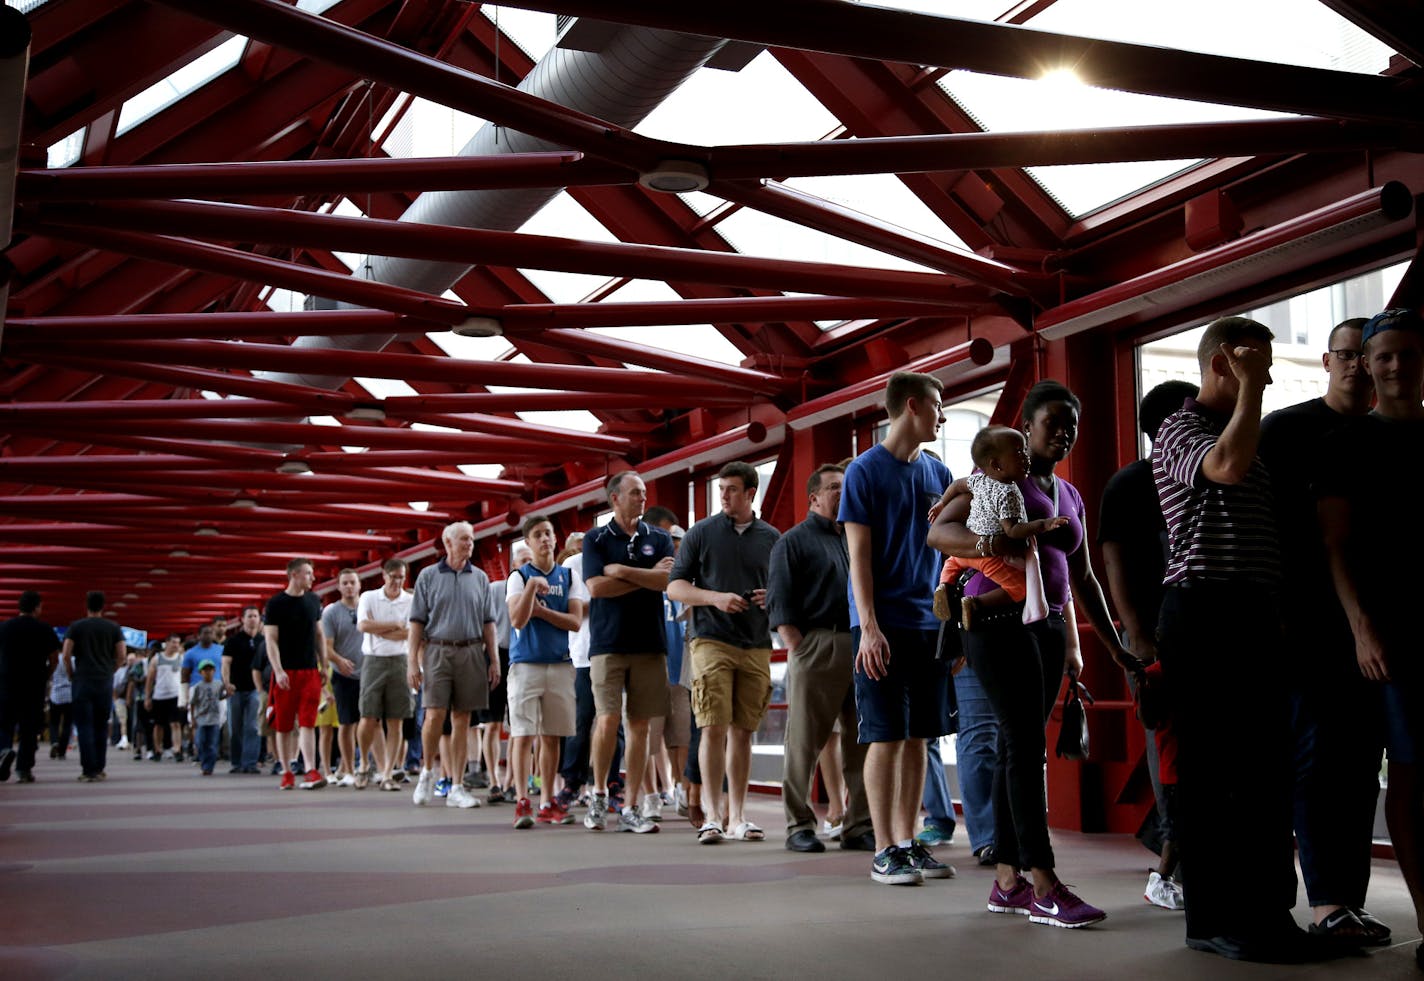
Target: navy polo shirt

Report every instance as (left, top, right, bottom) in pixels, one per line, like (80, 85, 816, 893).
(583, 519, 673, 657)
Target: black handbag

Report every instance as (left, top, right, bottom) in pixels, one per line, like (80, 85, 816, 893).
(1054, 679, 1094, 760)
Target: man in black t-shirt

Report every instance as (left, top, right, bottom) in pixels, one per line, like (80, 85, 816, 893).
(0, 590, 61, 782)
(62, 590, 126, 781)
(263, 559, 327, 791)
(1260, 317, 1383, 943)
(222, 605, 265, 774)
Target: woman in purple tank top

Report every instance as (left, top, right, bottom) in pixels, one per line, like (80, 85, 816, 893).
(929, 380, 1140, 929)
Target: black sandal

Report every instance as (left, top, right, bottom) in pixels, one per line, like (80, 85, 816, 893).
(1350, 907, 1392, 946)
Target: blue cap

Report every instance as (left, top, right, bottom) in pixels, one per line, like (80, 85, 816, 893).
(1362, 307, 1424, 347)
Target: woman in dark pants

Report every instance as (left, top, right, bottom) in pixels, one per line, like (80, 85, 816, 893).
(930, 380, 1141, 928)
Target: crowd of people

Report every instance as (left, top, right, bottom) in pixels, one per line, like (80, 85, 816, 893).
(1, 307, 1421, 966)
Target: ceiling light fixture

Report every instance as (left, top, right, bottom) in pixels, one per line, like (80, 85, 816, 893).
(452, 317, 503, 338)
(277, 460, 312, 475)
(195, 527, 220, 537)
(168, 550, 190, 558)
(639, 160, 710, 193)
(231, 498, 258, 509)
(345, 404, 387, 422)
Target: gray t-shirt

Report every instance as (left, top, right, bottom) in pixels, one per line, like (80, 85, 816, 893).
(189, 679, 225, 726)
(409, 559, 498, 644)
(321, 600, 364, 672)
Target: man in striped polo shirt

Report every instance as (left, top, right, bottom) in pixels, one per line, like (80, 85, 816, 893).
(1153, 316, 1333, 963)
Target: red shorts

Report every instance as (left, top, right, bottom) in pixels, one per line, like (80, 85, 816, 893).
(269, 668, 321, 733)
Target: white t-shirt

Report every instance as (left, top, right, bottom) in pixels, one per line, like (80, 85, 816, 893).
(356, 588, 414, 658)
(561, 554, 592, 669)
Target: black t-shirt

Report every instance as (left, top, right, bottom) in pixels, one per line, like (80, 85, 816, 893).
(264, 591, 322, 671)
(1259, 397, 1356, 629)
(1317, 412, 1424, 647)
(0, 615, 60, 688)
(66, 616, 124, 681)
(1097, 458, 1168, 639)
(222, 630, 264, 692)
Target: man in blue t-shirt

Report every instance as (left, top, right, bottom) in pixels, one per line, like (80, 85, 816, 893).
(506, 515, 588, 828)
(838, 371, 955, 886)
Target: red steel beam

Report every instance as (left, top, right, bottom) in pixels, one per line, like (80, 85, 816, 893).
(713, 179, 1034, 293)
(529, 329, 792, 393)
(147, 0, 670, 170)
(383, 392, 748, 413)
(13, 354, 362, 407)
(31, 199, 981, 304)
(0, 399, 371, 422)
(494, 294, 951, 329)
(15, 337, 771, 399)
(499, 0, 1418, 125)
(703, 117, 1417, 179)
(16, 152, 636, 200)
(3, 310, 430, 342)
(21, 222, 475, 325)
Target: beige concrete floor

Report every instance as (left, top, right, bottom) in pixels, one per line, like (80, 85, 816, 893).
(1, 752, 1417, 980)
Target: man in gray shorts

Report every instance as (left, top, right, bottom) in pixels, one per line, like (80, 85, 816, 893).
(408, 522, 500, 809)
(356, 558, 414, 791)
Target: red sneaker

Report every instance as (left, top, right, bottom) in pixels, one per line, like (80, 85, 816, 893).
(514, 797, 535, 829)
(279, 771, 295, 791)
(301, 770, 328, 790)
(537, 801, 568, 825)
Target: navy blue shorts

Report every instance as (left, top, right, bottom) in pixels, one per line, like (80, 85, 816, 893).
(1384, 680, 1422, 765)
(852, 626, 952, 743)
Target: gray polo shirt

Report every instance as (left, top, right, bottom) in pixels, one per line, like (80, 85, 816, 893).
(409, 559, 498, 644)
(669, 512, 780, 650)
(321, 600, 364, 671)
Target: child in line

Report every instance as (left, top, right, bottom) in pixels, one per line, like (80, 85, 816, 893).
(190, 660, 227, 776)
(932, 425, 1066, 627)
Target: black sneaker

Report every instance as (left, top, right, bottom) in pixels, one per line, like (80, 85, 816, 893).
(17, 771, 34, 783)
(487, 785, 507, 805)
(0, 748, 15, 782)
(871, 846, 923, 885)
(975, 844, 998, 867)
(907, 841, 955, 878)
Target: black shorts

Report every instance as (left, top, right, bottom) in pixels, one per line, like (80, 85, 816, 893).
(331, 671, 361, 726)
(150, 697, 182, 727)
(475, 648, 511, 725)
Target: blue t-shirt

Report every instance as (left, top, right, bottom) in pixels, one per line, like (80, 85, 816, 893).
(838, 442, 952, 631)
(183, 643, 225, 682)
(509, 562, 575, 665)
(583, 519, 673, 656)
(663, 596, 686, 685)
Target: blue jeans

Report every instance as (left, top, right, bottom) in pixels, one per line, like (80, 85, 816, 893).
(560, 666, 623, 791)
(953, 664, 999, 854)
(70, 677, 112, 778)
(922, 738, 957, 836)
(196, 723, 220, 772)
(228, 690, 260, 770)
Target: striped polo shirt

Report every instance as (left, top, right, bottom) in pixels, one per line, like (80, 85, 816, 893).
(1152, 398, 1280, 589)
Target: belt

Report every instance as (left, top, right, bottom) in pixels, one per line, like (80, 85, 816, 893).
(426, 638, 481, 648)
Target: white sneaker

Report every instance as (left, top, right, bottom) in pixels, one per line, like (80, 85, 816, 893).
(335, 773, 356, 788)
(1144, 871, 1185, 910)
(641, 792, 663, 821)
(619, 804, 659, 834)
(822, 819, 843, 841)
(447, 784, 481, 809)
(412, 769, 434, 806)
(674, 783, 689, 816)
(116, 737, 130, 750)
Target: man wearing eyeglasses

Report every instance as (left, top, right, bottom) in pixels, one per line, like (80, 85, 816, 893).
(581, 471, 675, 834)
(1259, 316, 1382, 945)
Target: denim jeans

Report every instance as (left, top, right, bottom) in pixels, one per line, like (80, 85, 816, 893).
(70, 677, 113, 777)
(560, 666, 623, 791)
(196, 723, 220, 772)
(921, 738, 957, 836)
(0, 685, 45, 775)
(952, 664, 999, 854)
(228, 690, 261, 770)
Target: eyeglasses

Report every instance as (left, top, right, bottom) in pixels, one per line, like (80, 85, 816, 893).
(626, 533, 640, 561)
(1329, 348, 1361, 361)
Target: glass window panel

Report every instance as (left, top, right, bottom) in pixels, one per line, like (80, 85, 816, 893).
(379, 96, 485, 159)
(1028, 0, 1395, 75)
(46, 128, 84, 169)
(116, 35, 248, 135)
(517, 193, 617, 302)
(786, 173, 971, 250)
(515, 410, 603, 433)
(426, 331, 513, 361)
(480, 5, 559, 63)
(353, 377, 417, 399)
(718, 206, 939, 273)
(636, 50, 839, 145)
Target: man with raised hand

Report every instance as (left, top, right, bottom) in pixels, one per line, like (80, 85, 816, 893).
(408, 522, 499, 810)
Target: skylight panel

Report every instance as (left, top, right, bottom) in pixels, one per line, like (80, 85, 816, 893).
(480, 5, 559, 63)
(717, 206, 940, 274)
(517, 193, 618, 303)
(116, 35, 248, 136)
(46, 128, 84, 169)
(379, 97, 486, 159)
(426, 331, 512, 362)
(515, 410, 603, 433)
(785, 174, 971, 250)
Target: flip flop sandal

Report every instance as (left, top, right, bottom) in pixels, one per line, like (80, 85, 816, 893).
(1350, 908, 1393, 946)
(697, 822, 723, 845)
(1307, 907, 1374, 942)
(730, 821, 765, 841)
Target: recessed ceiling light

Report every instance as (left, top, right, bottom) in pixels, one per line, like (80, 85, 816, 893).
(639, 160, 710, 193)
(231, 498, 258, 509)
(195, 528, 219, 537)
(169, 550, 190, 558)
(345, 405, 387, 421)
(135, 582, 153, 588)
(149, 569, 169, 575)
(453, 317, 503, 338)
(278, 460, 312, 475)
